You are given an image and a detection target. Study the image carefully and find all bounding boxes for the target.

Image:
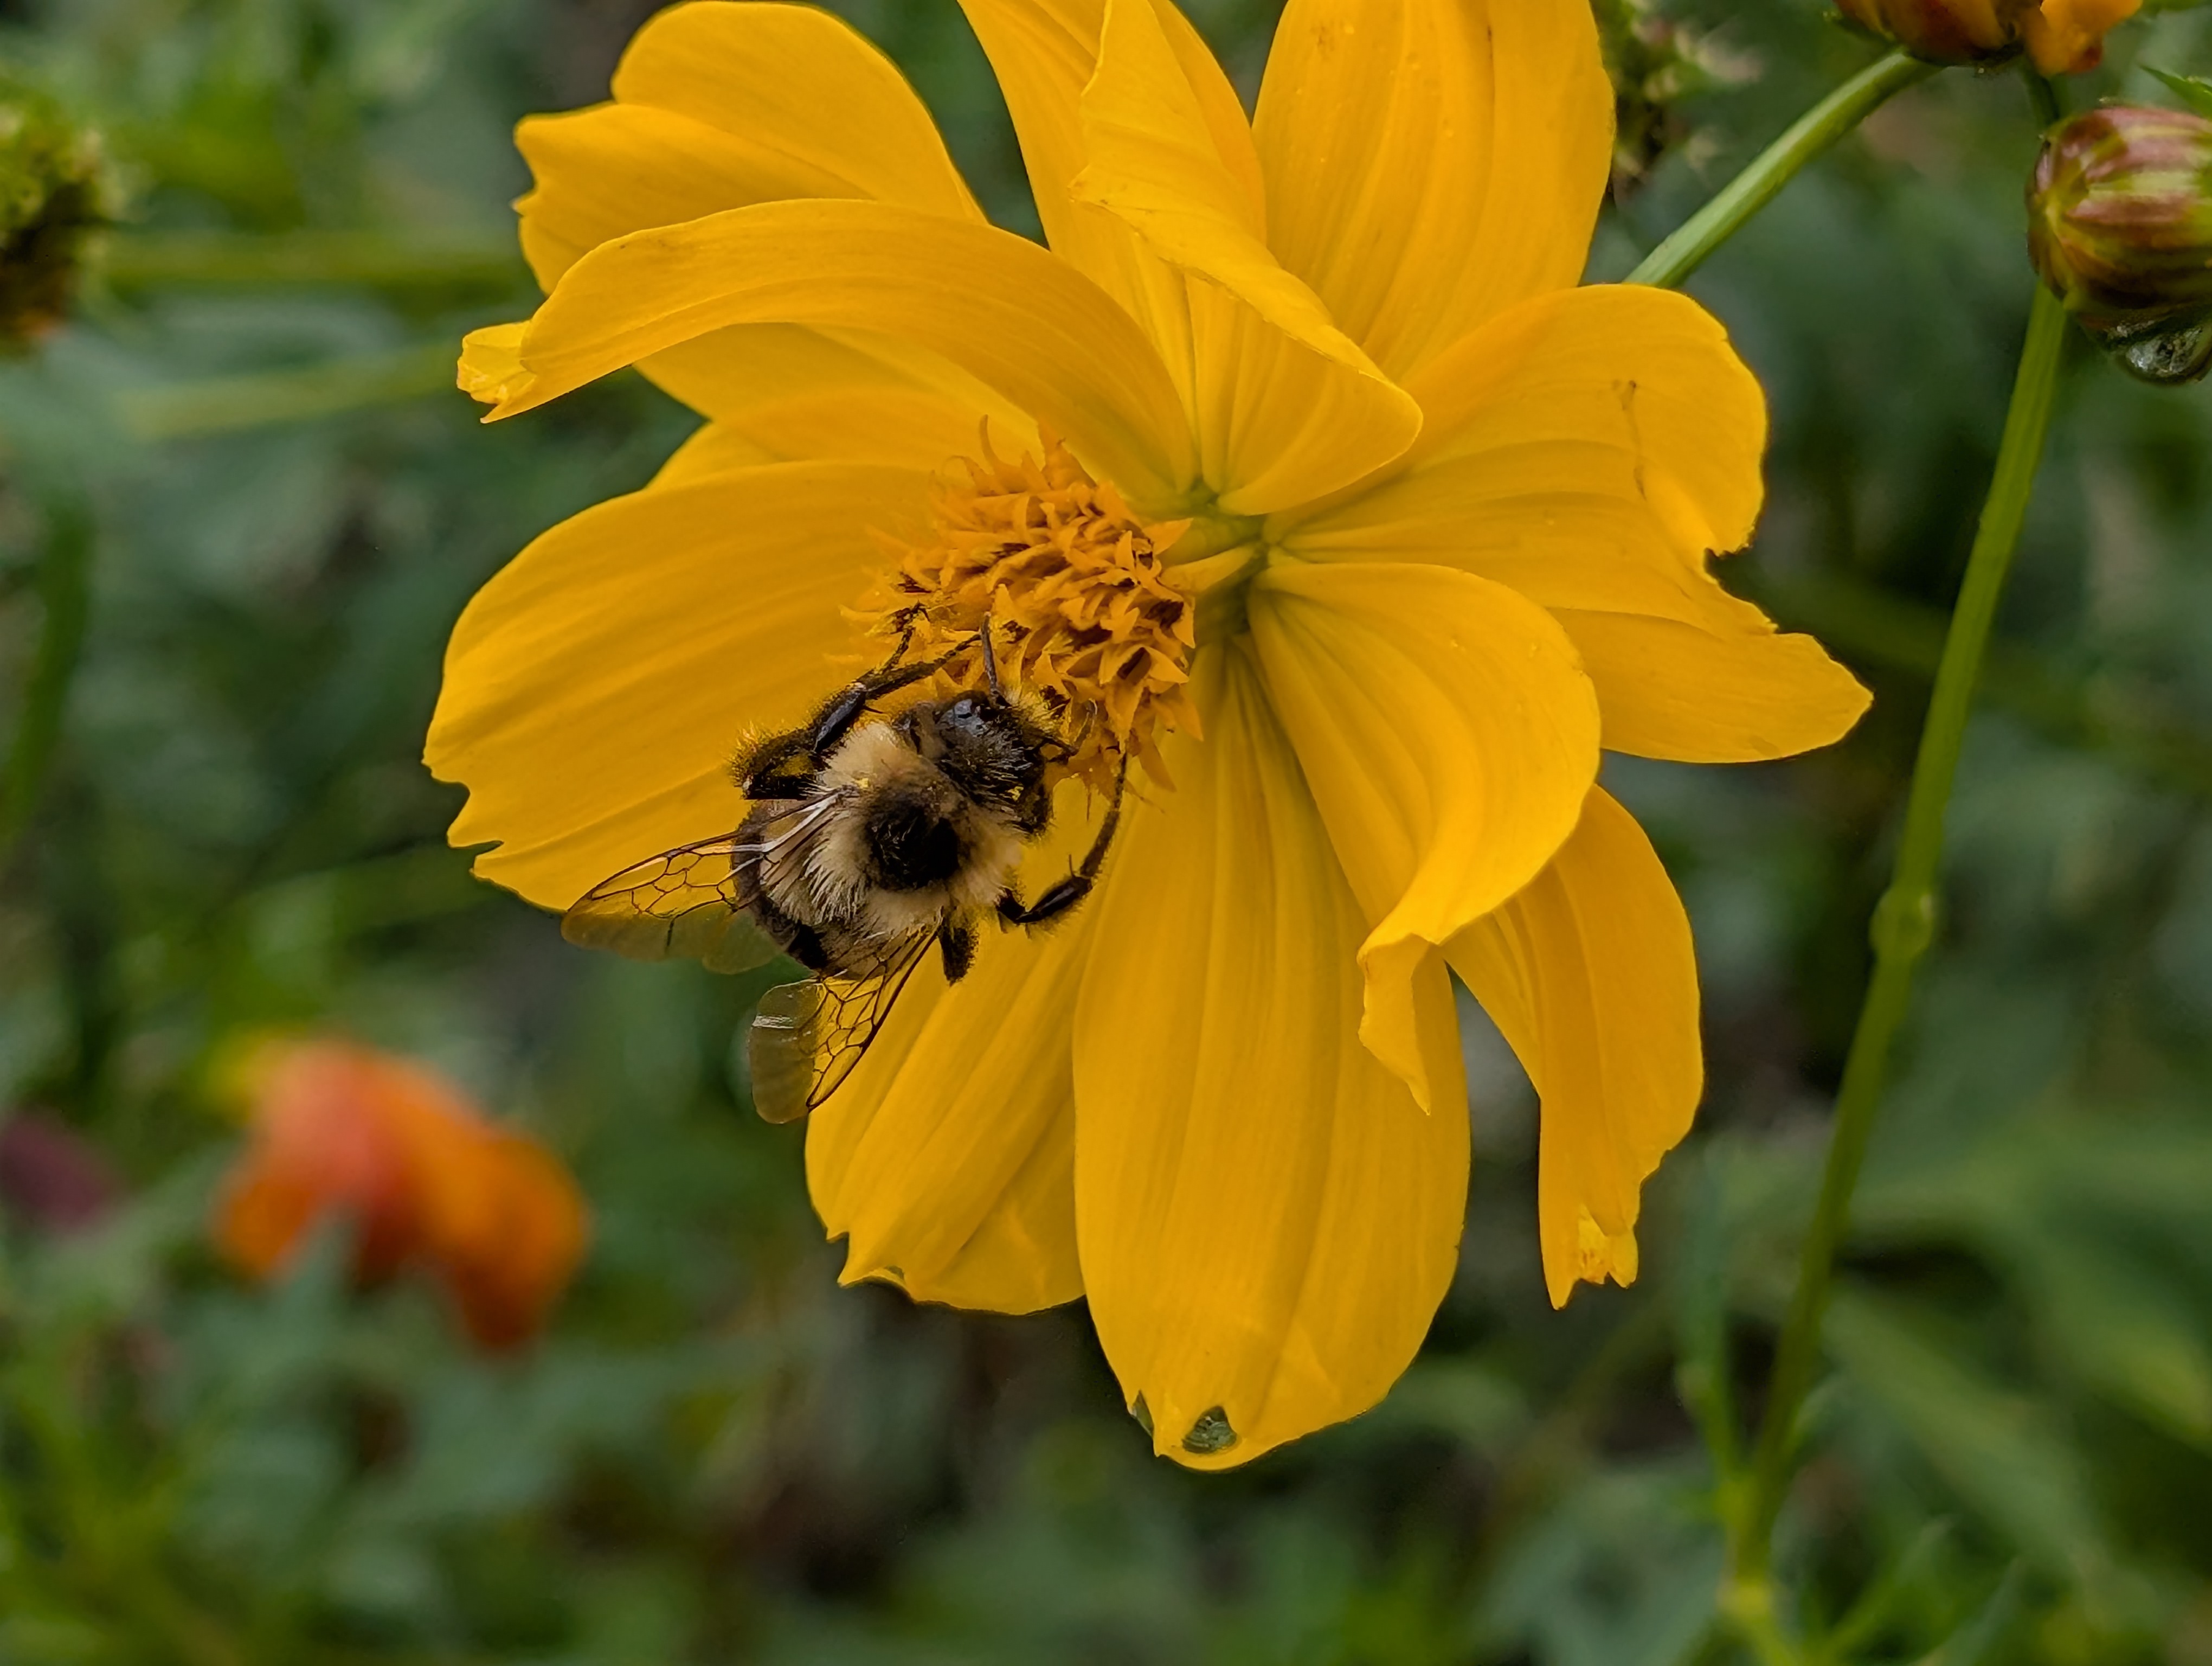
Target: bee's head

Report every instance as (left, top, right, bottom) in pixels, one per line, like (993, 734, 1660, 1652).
(908, 690, 1057, 833)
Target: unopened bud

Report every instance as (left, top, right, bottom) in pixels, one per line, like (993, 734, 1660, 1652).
(2030, 105, 2212, 382)
(1834, 0, 2138, 71)
(0, 80, 117, 350)
(1835, 0, 2034, 65)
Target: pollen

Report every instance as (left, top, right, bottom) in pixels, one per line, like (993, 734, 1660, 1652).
(854, 428, 1197, 790)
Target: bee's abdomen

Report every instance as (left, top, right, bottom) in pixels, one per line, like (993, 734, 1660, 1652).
(859, 786, 964, 892)
(733, 802, 833, 972)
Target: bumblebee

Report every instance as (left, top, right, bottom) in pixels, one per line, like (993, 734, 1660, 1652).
(562, 626, 1126, 1124)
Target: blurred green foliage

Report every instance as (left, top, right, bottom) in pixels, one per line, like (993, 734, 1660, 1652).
(1, 0, 2211, 1661)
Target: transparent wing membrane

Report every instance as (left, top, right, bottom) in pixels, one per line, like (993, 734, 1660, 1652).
(561, 835, 781, 975)
(747, 931, 935, 1124)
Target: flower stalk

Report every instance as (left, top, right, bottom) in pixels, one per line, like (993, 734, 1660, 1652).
(0, 491, 92, 864)
(1731, 283, 2071, 1596)
(1628, 50, 1937, 290)
(101, 229, 523, 293)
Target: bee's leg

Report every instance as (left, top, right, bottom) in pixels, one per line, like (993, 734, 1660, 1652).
(999, 761, 1129, 928)
(740, 653, 959, 799)
(731, 728, 814, 798)
(937, 919, 976, 984)
(806, 655, 959, 763)
(881, 609, 922, 669)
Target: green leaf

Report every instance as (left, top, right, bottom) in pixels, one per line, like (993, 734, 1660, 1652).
(1824, 1289, 2111, 1582)
(1356, 1357, 1531, 1458)
(1672, 1148, 1742, 1477)
(2018, 1237, 2212, 1448)
(111, 343, 458, 441)
(1822, 1519, 1956, 1661)
(2147, 67, 2212, 120)
(1909, 1563, 2026, 1666)
(1476, 1464, 1724, 1666)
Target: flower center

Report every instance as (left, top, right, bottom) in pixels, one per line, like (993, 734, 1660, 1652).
(854, 430, 1202, 788)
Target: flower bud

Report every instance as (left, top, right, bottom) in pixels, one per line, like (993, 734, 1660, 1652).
(0, 79, 116, 350)
(1835, 0, 2034, 65)
(1834, 0, 2138, 71)
(2029, 105, 2212, 381)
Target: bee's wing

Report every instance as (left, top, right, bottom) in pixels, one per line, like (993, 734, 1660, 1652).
(747, 930, 936, 1124)
(561, 834, 781, 975)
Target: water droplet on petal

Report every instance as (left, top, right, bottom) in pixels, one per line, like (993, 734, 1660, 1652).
(2088, 310, 2212, 385)
(1181, 1406, 1237, 1454)
(2112, 315, 2212, 385)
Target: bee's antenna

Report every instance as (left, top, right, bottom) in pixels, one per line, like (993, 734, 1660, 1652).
(978, 613, 1004, 698)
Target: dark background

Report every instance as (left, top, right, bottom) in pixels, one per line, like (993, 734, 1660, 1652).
(1, 0, 2210, 1659)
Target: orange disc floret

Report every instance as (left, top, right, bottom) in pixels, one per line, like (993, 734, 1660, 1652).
(856, 429, 1197, 789)
(214, 1039, 589, 1351)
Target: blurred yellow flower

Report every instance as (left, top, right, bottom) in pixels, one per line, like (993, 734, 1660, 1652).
(2023, 0, 2138, 74)
(429, 0, 1868, 1465)
(215, 1039, 589, 1351)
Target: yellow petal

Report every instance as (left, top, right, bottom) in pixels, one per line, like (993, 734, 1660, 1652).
(1444, 788, 1700, 1309)
(1278, 286, 1869, 762)
(1252, 0, 1612, 380)
(425, 462, 930, 908)
(805, 788, 1105, 1314)
(1248, 560, 1599, 1109)
(954, 0, 1248, 380)
(1552, 605, 1870, 763)
(640, 326, 1025, 476)
(1073, 645, 1470, 1469)
(610, 2, 978, 217)
(503, 5, 1007, 454)
(2024, 0, 2139, 74)
(1072, 0, 1422, 511)
(642, 341, 1027, 488)
(648, 423, 781, 487)
(515, 98, 976, 292)
(1288, 286, 1765, 565)
(1073, 0, 1266, 242)
(457, 322, 526, 405)
(475, 200, 1196, 512)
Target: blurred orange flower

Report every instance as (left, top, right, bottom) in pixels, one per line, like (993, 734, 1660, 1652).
(214, 1039, 588, 1350)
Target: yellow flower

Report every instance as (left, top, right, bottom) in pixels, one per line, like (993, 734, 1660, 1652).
(429, 0, 1869, 1466)
(2022, 0, 2139, 74)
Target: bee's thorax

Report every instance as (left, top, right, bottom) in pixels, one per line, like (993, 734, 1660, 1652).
(744, 723, 1028, 962)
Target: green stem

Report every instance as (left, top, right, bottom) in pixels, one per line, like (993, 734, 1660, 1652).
(2025, 67, 2063, 130)
(102, 229, 524, 293)
(115, 342, 458, 441)
(0, 494, 93, 861)
(1733, 285, 2070, 1581)
(1628, 50, 1937, 290)
(1724, 1579, 1809, 1666)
